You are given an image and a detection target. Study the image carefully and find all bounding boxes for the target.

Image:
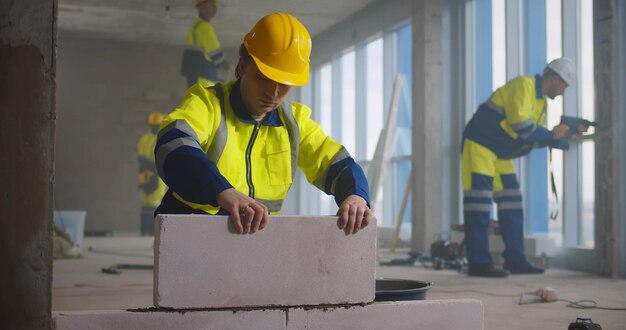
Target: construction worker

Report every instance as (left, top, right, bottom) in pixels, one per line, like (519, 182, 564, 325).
(180, 0, 229, 87)
(155, 12, 373, 235)
(137, 112, 168, 235)
(462, 57, 587, 277)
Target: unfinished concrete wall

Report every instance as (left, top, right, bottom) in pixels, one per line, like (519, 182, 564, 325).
(55, 32, 187, 232)
(0, 0, 56, 328)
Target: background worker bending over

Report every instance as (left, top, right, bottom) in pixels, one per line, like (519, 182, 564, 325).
(461, 57, 587, 277)
(156, 12, 373, 234)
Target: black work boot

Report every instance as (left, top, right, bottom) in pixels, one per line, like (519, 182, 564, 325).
(504, 260, 545, 274)
(467, 264, 509, 277)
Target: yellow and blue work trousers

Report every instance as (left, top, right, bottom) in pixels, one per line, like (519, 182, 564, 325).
(462, 138, 526, 266)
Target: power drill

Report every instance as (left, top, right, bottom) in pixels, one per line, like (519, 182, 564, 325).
(551, 116, 597, 150)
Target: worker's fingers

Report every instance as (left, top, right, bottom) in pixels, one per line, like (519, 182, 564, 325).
(337, 205, 350, 231)
(249, 202, 266, 233)
(337, 195, 374, 235)
(343, 204, 358, 235)
(229, 208, 244, 234)
(241, 205, 254, 233)
(351, 206, 367, 234)
(258, 202, 269, 231)
(360, 208, 373, 230)
(259, 212, 269, 230)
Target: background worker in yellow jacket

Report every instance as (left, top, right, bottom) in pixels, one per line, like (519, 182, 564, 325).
(180, 0, 229, 87)
(137, 112, 168, 235)
(461, 57, 587, 277)
(156, 12, 373, 235)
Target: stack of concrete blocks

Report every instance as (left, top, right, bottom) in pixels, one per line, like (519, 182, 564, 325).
(54, 215, 484, 329)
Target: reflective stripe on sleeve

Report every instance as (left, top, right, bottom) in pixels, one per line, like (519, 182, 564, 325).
(318, 148, 351, 193)
(158, 120, 200, 142)
(206, 84, 227, 162)
(156, 136, 203, 180)
(485, 100, 504, 115)
(510, 118, 536, 139)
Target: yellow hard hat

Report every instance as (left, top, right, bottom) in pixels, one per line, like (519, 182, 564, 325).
(243, 13, 311, 86)
(195, 0, 218, 7)
(147, 112, 164, 125)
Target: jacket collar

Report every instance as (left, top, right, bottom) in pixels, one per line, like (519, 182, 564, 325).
(229, 80, 283, 127)
(534, 74, 543, 99)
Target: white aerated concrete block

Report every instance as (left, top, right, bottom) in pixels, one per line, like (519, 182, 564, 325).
(53, 299, 483, 330)
(53, 309, 286, 330)
(524, 235, 556, 257)
(295, 299, 484, 330)
(154, 215, 377, 309)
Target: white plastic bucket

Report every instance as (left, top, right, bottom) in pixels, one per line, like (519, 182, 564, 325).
(53, 210, 86, 252)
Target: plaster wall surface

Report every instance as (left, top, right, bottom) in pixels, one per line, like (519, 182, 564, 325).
(154, 215, 377, 309)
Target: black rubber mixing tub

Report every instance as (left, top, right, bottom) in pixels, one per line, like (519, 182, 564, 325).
(374, 278, 433, 301)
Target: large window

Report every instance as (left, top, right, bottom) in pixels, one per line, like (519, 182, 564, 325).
(546, 0, 565, 246)
(545, 0, 595, 248)
(294, 23, 412, 228)
(485, 0, 595, 249)
(365, 38, 384, 161)
(318, 63, 333, 215)
(341, 51, 356, 156)
(579, 0, 595, 248)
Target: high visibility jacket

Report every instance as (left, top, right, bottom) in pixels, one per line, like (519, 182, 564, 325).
(185, 16, 227, 68)
(137, 132, 167, 207)
(155, 80, 370, 215)
(463, 75, 555, 159)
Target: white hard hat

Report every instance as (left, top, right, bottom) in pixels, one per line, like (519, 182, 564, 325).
(547, 57, 576, 86)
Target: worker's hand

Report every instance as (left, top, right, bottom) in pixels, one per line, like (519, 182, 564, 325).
(570, 124, 590, 139)
(216, 188, 269, 234)
(337, 195, 373, 235)
(552, 124, 570, 140)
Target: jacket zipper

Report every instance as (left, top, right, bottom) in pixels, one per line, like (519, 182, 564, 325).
(245, 122, 261, 198)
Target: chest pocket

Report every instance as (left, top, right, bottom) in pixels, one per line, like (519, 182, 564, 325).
(265, 129, 292, 186)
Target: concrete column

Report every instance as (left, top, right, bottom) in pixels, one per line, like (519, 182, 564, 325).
(594, 0, 626, 278)
(410, 1, 443, 253)
(0, 0, 56, 328)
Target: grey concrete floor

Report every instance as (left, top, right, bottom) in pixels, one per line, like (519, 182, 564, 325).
(53, 236, 626, 330)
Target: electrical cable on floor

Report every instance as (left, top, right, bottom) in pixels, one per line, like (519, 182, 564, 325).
(432, 288, 626, 310)
(53, 283, 152, 290)
(518, 294, 626, 311)
(86, 247, 153, 259)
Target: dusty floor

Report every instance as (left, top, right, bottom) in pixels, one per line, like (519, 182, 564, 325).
(53, 236, 626, 329)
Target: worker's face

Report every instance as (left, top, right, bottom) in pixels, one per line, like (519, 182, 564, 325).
(198, 2, 217, 21)
(238, 59, 292, 117)
(546, 75, 567, 99)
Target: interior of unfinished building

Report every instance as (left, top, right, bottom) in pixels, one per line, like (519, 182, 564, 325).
(1, 0, 625, 329)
